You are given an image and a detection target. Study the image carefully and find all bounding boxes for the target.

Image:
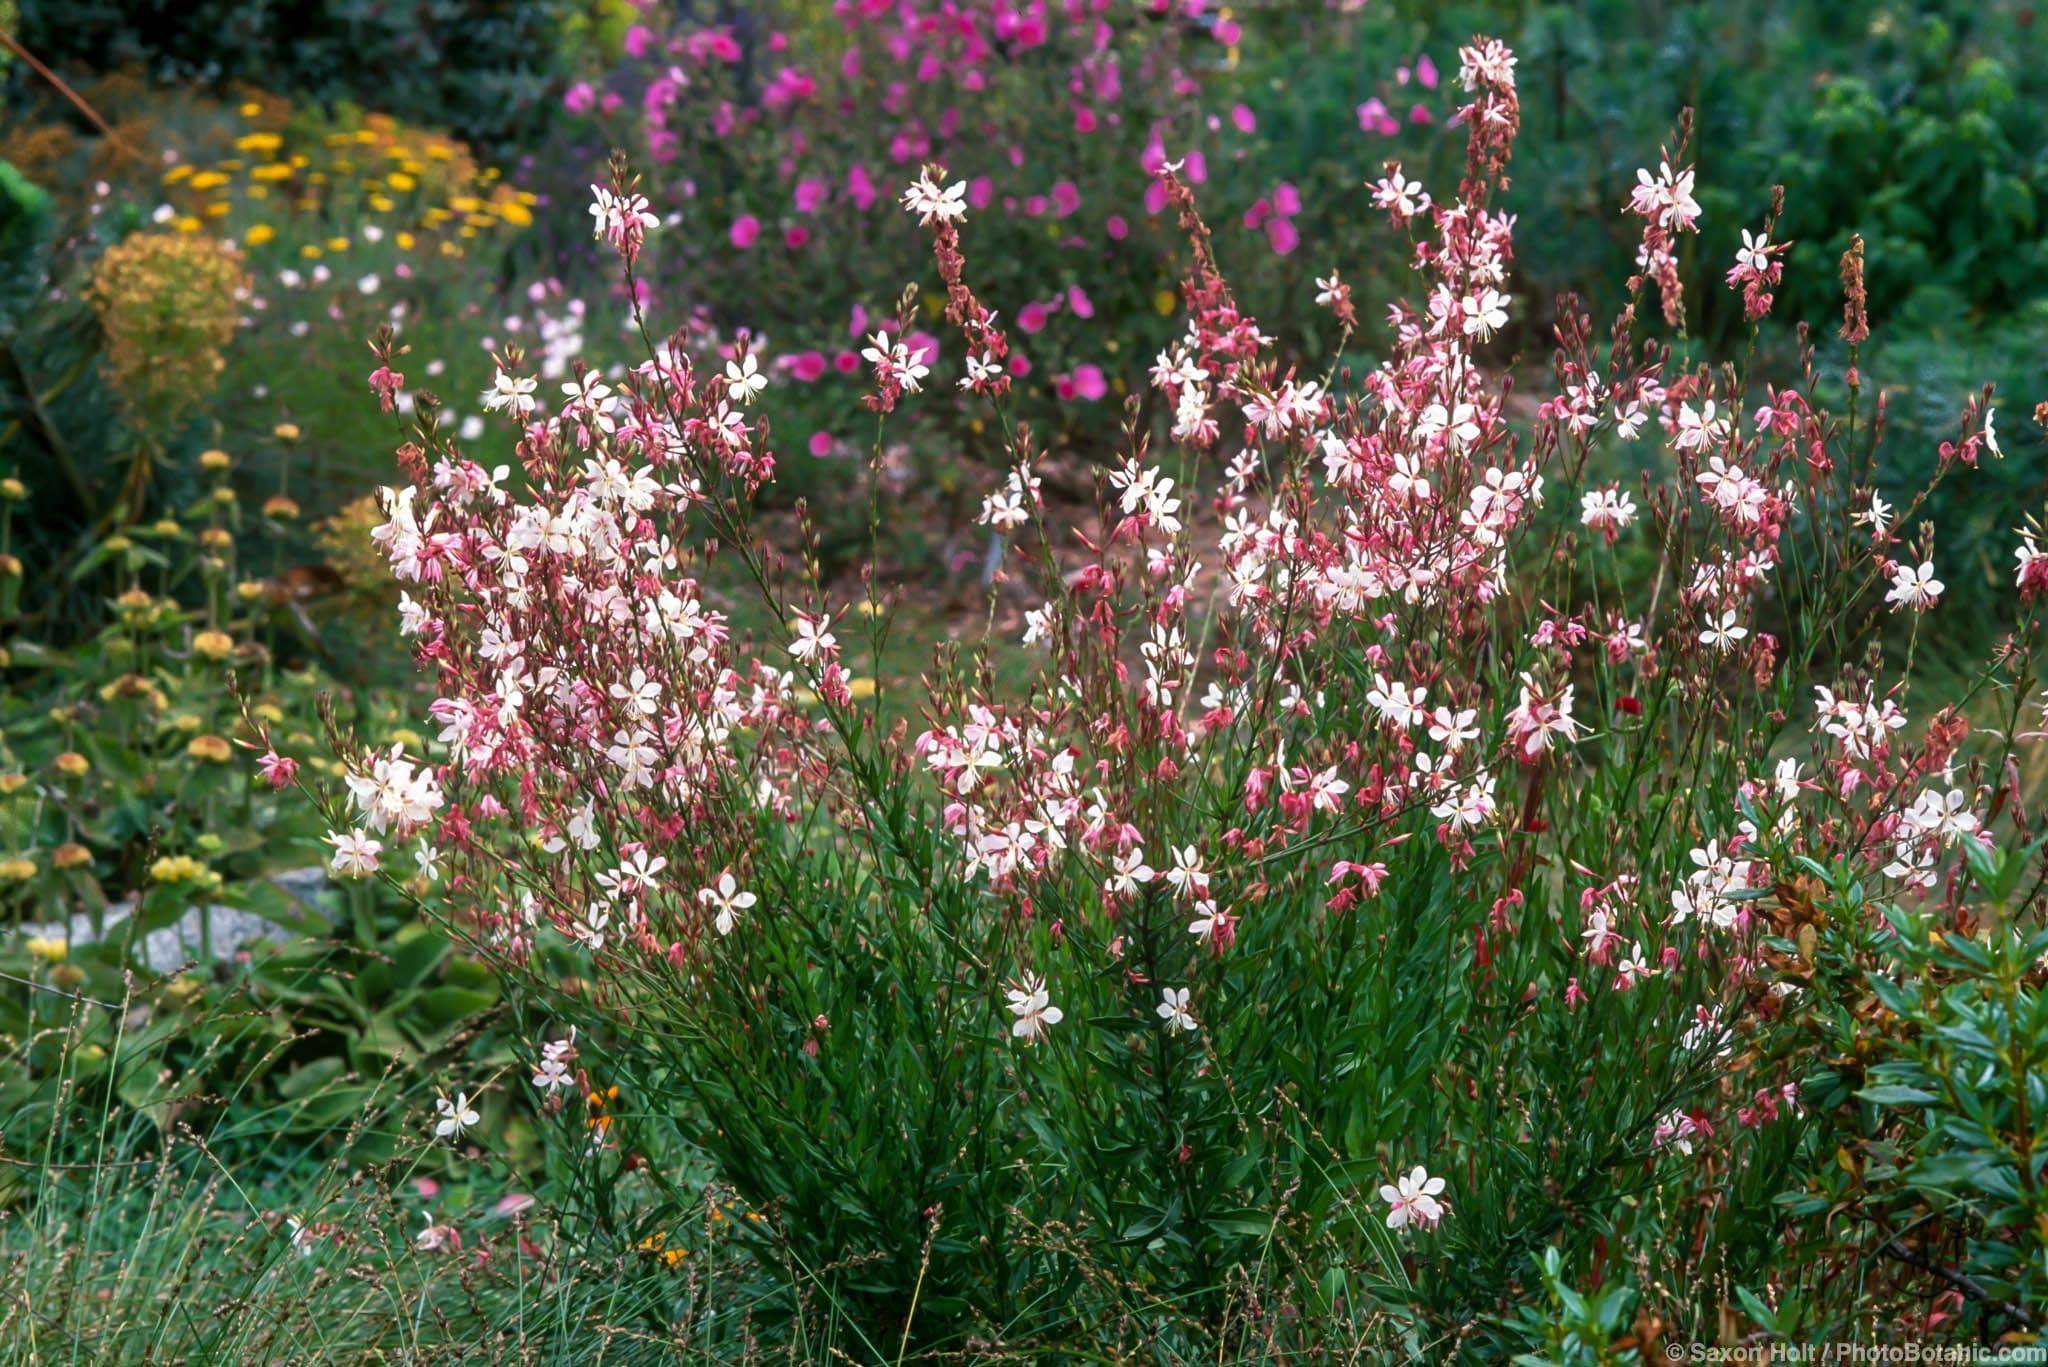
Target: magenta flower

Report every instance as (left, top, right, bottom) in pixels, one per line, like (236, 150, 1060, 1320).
(1418, 53, 1440, 89)
(563, 82, 595, 115)
(1230, 103, 1256, 133)
(1017, 301, 1050, 334)
(968, 177, 993, 209)
(1051, 181, 1081, 216)
(1106, 214, 1128, 240)
(794, 178, 828, 213)
(1071, 364, 1108, 400)
(730, 215, 760, 249)
(846, 164, 877, 211)
(807, 430, 834, 457)
(1266, 217, 1300, 256)
(1066, 285, 1094, 319)
(790, 351, 827, 383)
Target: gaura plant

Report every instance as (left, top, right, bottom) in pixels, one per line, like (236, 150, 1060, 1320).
(307, 35, 2040, 1357)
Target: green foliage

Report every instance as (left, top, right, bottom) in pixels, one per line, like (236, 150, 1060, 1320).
(1775, 845, 2048, 1334)
(9, 0, 584, 155)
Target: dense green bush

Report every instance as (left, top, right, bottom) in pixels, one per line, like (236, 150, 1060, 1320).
(9, 0, 584, 154)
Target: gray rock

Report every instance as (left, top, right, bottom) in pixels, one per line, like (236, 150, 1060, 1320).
(21, 868, 331, 974)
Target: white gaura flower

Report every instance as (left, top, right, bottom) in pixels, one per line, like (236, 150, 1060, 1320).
(1379, 1165, 1447, 1230)
(1698, 609, 1748, 651)
(1884, 560, 1943, 612)
(434, 1091, 481, 1141)
(326, 830, 381, 878)
(1156, 987, 1199, 1035)
(1005, 972, 1063, 1042)
(724, 352, 767, 403)
(697, 872, 758, 936)
(900, 172, 967, 226)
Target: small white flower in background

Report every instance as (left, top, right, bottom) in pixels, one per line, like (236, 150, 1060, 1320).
(725, 352, 767, 404)
(1005, 973, 1063, 1042)
(434, 1091, 480, 1141)
(1157, 987, 1198, 1035)
(416, 1213, 455, 1251)
(1984, 406, 2003, 459)
(414, 841, 442, 882)
(1313, 272, 1344, 308)
(697, 872, 757, 936)
(356, 273, 380, 295)
(285, 1216, 317, 1257)
(325, 830, 381, 878)
(1379, 1165, 1447, 1230)
(458, 415, 484, 442)
(1885, 560, 1942, 612)
(574, 904, 611, 951)
(900, 172, 967, 225)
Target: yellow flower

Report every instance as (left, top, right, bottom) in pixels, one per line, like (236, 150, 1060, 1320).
(26, 936, 66, 961)
(212, 486, 237, 506)
(250, 163, 292, 184)
(368, 194, 395, 213)
(172, 714, 203, 733)
(200, 448, 232, 472)
(299, 244, 323, 259)
(395, 231, 416, 251)
(846, 677, 877, 700)
(1154, 289, 1178, 316)
(253, 702, 284, 724)
(0, 553, 17, 578)
(149, 854, 206, 883)
(273, 422, 301, 441)
(0, 857, 37, 882)
(173, 216, 202, 235)
(244, 223, 276, 245)
(238, 101, 263, 117)
(199, 527, 232, 551)
(262, 494, 299, 521)
(235, 580, 267, 602)
(187, 734, 232, 764)
(0, 773, 25, 795)
(325, 236, 350, 253)
(496, 199, 532, 227)
(52, 843, 91, 871)
(163, 164, 195, 185)
(193, 629, 235, 660)
(387, 172, 416, 192)
(1, 477, 26, 499)
(52, 752, 90, 778)
(203, 201, 231, 220)
(235, 132, 282, 154)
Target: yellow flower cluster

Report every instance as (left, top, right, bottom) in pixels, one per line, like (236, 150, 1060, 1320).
(159, 106, 538, 259)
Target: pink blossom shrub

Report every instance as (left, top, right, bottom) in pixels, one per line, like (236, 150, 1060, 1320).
(558, 0, 1455, 493)
(324, 36, 2046, 1354)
